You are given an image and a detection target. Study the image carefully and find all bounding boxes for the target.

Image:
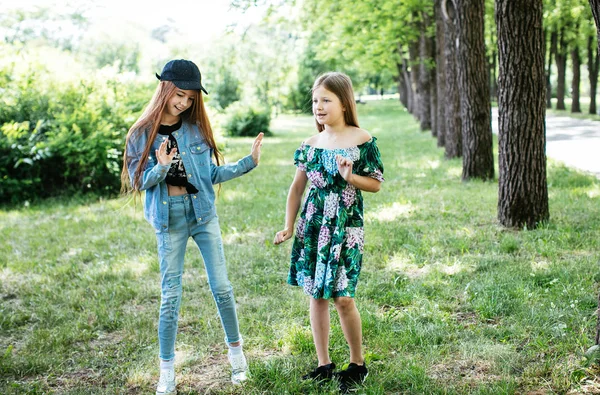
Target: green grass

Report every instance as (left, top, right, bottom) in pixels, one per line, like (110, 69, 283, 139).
(1, 99, 600, 394)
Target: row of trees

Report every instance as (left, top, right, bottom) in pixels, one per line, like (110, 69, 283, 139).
(241, 0, 599, 229)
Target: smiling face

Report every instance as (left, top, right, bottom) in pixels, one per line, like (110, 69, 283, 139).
(162, 89, 197, 124)
(312, 86, 345, 128)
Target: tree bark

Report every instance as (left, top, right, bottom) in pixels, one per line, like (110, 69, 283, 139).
(442, 0, 462, 158)
(436, 0, 446, 147)
(420, 13, 433, 131)
(588, 0, 600, 347)
(591, 0, 600, 55)
(555, 28, 568, 110)
(409, 39, 421, 117)
(496, 0, 549, 228)
(402, 56, 415, 112)
(489, 27, 498, 100)
(396, 61, 408, 109)
(588, 35, 599, 115)
(455, 0, 494, 180)
(546, 30, 557, 109)
(571, 45, 582, 113)
(430, 35, 438, 138)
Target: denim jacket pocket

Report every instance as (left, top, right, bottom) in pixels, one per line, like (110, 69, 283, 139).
(190, 141, 209, 154)
(189, 141, 210, 166)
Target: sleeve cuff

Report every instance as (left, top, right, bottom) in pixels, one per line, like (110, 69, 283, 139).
(240, 155, 257, 173)
(155, 163, 170, 175)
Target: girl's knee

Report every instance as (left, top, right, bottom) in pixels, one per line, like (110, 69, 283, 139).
(212, 284, 234, 304)
(333, 296, 355, 311)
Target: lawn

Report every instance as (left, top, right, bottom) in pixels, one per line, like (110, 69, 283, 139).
(1, 100, 600, 394)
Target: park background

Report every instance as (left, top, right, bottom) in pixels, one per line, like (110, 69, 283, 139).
(1, 0, 600, 393)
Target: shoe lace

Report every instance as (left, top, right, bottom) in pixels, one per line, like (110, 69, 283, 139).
(229, 353, 247, 373)
(158, 368, 175, 385)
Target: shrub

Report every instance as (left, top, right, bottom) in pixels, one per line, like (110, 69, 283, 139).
(222, 102, 271, 137)
(0, 63, 152, 204)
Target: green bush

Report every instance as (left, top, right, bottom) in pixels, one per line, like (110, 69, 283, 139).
(212, 69, 241, 110)
(222, 102, 271, 137)
(0, 63, 152, 204)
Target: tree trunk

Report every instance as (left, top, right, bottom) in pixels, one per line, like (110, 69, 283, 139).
(442, 0, 462, 158)
(430, 35, 438, 138)
(409, 40, 421, 117)
(591, 0, 600, 55)
(555, 28, 568, 110)
(546, 30, 557, 109)
(496, 0, 549, 228)
(489, 27, 498, 100)
(420, 13, 433, 131)
(436, 0, 446, 147)
(588, 35, 599, 115)
(571, 45, 582, 113)
(396, 61, 408, 109)
(588, 0, 600, 347)
(401, 54, 415, 113)
(431, 65, 438, 137)
(455, 0, 494, 180)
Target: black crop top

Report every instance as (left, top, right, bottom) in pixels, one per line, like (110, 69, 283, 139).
(157, 119, 199, 194)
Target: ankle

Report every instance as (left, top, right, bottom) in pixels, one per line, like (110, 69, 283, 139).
(160, 358, 175, 370)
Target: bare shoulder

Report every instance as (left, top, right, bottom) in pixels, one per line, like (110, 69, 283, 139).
(351, 127, 372, 145)
(304, 134, 321, 146)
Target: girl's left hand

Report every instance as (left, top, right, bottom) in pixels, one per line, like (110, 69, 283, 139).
(251, 132, 264, 165)
(336, 154, 354, 183)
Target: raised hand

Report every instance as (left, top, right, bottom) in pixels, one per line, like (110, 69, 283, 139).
(273, 228, 293, 245)
(251, 132, 264, 165)
(156, 138, 177, 166)
(336, 154, 354, 183)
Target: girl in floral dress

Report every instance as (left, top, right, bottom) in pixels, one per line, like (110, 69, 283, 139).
(274, 72, 384, 391)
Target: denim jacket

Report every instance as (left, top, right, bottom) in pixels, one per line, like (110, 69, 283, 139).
(126, 121, 256, 231)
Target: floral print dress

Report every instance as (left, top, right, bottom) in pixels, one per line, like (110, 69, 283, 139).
(288, 138, 384, 299)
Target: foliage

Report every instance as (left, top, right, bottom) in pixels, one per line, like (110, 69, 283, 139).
(85, 39, 142, 73)
(222, 101, 272, 137)
(0, 60, 152, 204)
(212, 66, 242, 110)
(0, 2, 90, 51)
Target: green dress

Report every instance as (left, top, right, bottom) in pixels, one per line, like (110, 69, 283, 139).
(288, 138, 384, 299)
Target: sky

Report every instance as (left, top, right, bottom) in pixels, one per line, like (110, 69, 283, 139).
(1, 0, 265, 44)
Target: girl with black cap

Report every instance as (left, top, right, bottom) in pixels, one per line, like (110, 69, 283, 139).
(121, 59, 263, 395)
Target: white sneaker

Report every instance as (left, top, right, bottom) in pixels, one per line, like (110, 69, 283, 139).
(227, 349, 249, 384)
(156, 367, 176, 395)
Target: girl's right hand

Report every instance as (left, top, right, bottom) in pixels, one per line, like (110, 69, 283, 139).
(273, 228, 293, 245)
(156, 138, 177, 166)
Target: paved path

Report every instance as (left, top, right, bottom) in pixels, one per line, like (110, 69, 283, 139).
(491, 108, 600, 178)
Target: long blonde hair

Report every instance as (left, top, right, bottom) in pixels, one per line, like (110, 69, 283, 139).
(120, 81, 222, 194)
(312, 72, 359, 132)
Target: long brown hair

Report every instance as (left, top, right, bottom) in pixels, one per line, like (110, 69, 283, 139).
(120, 81, 222, 194)
(311, 72, 359, 132)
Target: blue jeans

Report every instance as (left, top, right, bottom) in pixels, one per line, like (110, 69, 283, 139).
(156, 195, 240, 361)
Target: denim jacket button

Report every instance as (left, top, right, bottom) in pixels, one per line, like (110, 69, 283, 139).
(198, 217, 202, 221)
(163, 201, 167, 205)
(187, 174, 192, 177)
(182, 152, 186, 155)
(193, 195, 197, 199)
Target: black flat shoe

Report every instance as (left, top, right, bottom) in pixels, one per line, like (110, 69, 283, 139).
(335, 362, 368, 392)
(302, 362, 336, 381)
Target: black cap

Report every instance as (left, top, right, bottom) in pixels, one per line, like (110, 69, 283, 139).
(156, 59, 208, 95)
